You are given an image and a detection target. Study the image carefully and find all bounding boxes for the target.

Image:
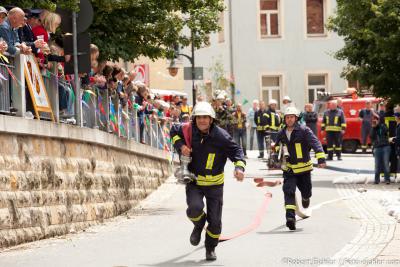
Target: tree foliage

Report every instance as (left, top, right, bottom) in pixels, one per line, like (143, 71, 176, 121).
(3, 0, 224, 61)
(328, 0, 400, 103)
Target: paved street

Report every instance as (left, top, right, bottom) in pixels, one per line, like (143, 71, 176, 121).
(0, 152, 399, 267)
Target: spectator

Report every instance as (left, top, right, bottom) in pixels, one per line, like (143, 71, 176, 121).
(247, 99, 258, 150)
(336, 97, 343, 110)
(179, 96, 192, 121)
(32, 10, 61, 64)
(135, 85, 151, 144)
(0, 7, 8, 54)
(0, 7, 31, 55)
(359, 100, 373, 153)
(233, 103, 247, 157)
(303, 103, 318, 136)
(377, 102, 386, 125)
(225, 98, 235, 137)
(371, 113, 390, 184)
(18, 9, 45, 55)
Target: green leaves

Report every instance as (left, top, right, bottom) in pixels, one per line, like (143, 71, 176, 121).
(329, 0, 400, 103)
(6, 0, 224, 61)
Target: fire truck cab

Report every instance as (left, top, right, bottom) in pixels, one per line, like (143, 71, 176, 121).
(314, 92, 381, 153)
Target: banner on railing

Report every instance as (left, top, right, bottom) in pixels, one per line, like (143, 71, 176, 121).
(24, 54, 55, 121)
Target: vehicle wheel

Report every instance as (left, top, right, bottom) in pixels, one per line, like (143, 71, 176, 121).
(342, 140, 358, 153)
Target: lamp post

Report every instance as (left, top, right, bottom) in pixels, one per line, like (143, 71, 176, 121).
(168, 31, 197, 106)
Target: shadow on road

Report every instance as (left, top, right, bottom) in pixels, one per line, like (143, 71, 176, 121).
(138, 246, 223, 267)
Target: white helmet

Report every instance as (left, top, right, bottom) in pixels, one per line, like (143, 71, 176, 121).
(192, 101, 216, 119)
(283, 96, 292, 102)
(269, 99, 278, 105)
(284, 107, 299, 117)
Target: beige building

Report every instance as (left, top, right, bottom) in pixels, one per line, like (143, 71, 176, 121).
(118, 57, 185, 92)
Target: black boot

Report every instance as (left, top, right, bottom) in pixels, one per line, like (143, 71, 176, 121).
(327, 152, 333, 161)
(190, 226, 203, 246)
(206, 248, 217, 261)
(258, 152, 264, 159)
(302, 198, 310, 209)
(286, 217, 296, 231)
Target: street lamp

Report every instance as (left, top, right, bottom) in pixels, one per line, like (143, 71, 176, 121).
(167, 31, 197, 106)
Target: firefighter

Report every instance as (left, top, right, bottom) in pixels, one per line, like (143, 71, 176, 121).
(359, 100, 373, 153)
(179, 96, 192, 121)
(274, 107, 326, 230)
(321, 100, 346, 160)
(255, 100, 269, 158)
(170, 101, 245, 261)
(267, 99, 281, 142)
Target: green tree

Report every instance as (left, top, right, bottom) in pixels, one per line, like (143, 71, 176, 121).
(4, 0, 224, 61)
(328, 0, 400, 103)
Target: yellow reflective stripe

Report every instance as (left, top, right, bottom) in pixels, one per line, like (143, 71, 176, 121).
(325, 117, 329, 125)
(235, 160, 246, 168)
(341, 123, 347, 127)
(257, 126, 263, 130)
(196, 173, 224, 186)
(257, 117, 260, 124)
(275, 146, 280, 152)
(316, 152, 325, 159)
(206, 229, 220, 239)
(287, 161, 312, 169)
(326, 126, 342, 131)
(271, 113, 275, 128)
(205, 153, 216, 170)
(263, 113, 270, 118)
(295, 143, 303, 159)
(334, 116, 338, 125)
(327, 148, 334, 151)
(172, 135, 182, 144)
(285, 205, 296, 210)
(385, 117, 395, 128)
(188, 211, 205, 222)
(292, 165, 313, 173)
(334, 147, 342, 151)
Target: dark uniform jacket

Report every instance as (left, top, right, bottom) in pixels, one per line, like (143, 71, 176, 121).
(303, 111, 318, 135)
(370, 123, 390, 148)
(384, 111, 397, 138)
(254, 109, 269, 131)
(394, 123, 400, 156)
(321, 109, 346, 132)
(17, 24, 38, 55)
(275, 123, 326, 174)
(171, 123, 246, 186)
(266, 108, 280, 131)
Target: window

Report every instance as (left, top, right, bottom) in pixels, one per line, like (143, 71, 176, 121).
(261, 75, 281, 109)
(308, 74, 327, 103)
(306, 0, 326, 35)
(218, 12, 225, 43)
(260, 0, 280, 38)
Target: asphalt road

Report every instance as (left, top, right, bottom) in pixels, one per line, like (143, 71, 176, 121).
(0, 152, 365, 267)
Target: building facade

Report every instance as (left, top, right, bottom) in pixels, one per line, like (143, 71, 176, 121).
(187, 0, 348, 110)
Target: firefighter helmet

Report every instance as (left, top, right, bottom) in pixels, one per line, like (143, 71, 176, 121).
(192, 101, 216, 119)
(284, 107, 299, 117)
(269, 99, 278, 105)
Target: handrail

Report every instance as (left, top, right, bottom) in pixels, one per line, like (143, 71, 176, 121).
(0, 53, 173, 153)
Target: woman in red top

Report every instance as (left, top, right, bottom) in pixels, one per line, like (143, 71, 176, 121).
(32, 10, 61, 65)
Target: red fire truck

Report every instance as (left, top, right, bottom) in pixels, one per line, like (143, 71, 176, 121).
(314, 92, 381, 153)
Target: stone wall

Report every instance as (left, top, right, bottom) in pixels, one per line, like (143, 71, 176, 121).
(0, 116, 172, 248)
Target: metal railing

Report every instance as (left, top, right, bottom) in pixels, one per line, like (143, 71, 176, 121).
(0, 53, 173, 153)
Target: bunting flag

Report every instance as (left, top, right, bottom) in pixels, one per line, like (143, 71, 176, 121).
(0, 53, 9, 63)
(242, 99, 249, 105)
(109, 101, 118, 132)
(0, 72, 7, 81)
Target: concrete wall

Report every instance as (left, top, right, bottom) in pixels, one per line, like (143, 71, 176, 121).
(0, 115, 172, 248)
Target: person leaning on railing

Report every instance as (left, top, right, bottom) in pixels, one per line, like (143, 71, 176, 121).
(0, 7, 31, 56)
